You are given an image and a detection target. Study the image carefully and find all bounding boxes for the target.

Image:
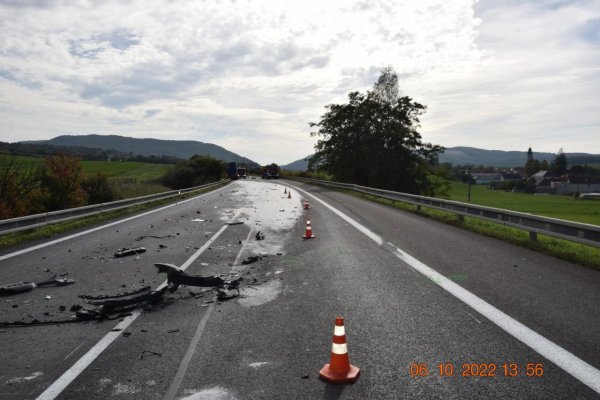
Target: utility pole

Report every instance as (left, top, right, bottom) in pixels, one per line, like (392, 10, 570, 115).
(466, 165, 473, 202)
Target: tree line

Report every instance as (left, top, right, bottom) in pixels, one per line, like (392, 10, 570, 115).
(0, 153, 225, 219)
(0, 142, 180, 164)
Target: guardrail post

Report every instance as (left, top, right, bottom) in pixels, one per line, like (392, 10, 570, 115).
(416, 205, 421, 211)
(457, 215, 464, 224)
(529, 231, 538, 243)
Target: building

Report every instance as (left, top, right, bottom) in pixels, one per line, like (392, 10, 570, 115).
(552, 175, 600, 195)
(471, 172, 502, 185)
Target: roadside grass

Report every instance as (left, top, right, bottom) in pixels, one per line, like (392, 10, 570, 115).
(446, 181, 600, 225)
(111, 182, 171, 199)
(0, 181, 229, 250)
(340, 189, 600, 270)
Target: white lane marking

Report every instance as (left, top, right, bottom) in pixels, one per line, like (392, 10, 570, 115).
(288, 183, 383, 245)
(35, 313, 141, 400)
(163, 303, 215, 400)
(466, 312, 482, 324)
(287, 182, 600, 395)
(63, 342, 85, 361)
(35, 217, 236, 400)
(0, 184, 229, 262)
(163, 212, 249, 400)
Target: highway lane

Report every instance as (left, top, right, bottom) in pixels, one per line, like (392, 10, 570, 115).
(1, 179, 599, 399)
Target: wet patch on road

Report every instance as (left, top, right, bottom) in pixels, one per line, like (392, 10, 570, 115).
(238, 280, 283, 307)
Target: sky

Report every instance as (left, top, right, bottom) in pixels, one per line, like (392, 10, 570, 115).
(0, 0, 599, 165)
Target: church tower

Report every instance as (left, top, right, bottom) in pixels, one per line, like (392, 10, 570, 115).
(527, 146, 533, 162)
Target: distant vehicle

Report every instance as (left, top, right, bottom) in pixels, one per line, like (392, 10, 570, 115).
(227, 162, 239, 180)
(236, 167, 247, 179)
(262, 163, 280, 179)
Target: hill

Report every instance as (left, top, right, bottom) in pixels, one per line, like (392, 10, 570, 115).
(24, 134, 259, 167)
(282, 147, 600, 170)
(439, 147, 600, 167)
(281, 155, 312, 171)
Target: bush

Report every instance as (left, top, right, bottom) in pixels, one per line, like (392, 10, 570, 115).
(82, 172, 114, 204)
(161, 155, 224, 189)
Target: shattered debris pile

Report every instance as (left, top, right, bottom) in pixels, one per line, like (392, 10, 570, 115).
(0, 261, 245, 328)
(154, 263, 242, 300)
(76, 286, 168, 321)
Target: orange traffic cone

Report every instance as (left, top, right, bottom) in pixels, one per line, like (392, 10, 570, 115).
(284, 187, 287, 194)
(287, 190, 291, 199)
(303, 200, 310, 209)
(302, 220, 315, 239)
(319, 316, 360, 383)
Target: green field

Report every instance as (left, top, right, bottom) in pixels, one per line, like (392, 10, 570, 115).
(446, 181, 600, 226)
(0, 154, 171, 182)
(80, 160, 170, 181)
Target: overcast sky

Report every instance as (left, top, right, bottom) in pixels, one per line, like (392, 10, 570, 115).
(0, 0, 599, 165)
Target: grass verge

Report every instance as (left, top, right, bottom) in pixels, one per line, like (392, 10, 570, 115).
(0, 181, 229, 250)
(341, 188, 600, 270)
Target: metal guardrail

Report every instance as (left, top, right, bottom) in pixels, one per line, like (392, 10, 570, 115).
(0, 180, 229, 236)
(292, 177, 600, 248)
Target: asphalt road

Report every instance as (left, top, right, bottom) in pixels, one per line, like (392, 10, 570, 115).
(1, 179, 599, 400)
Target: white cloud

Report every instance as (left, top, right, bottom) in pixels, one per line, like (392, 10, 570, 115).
(0, 0, 597, 164)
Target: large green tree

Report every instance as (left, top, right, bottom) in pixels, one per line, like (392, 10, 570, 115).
(309, 68, 444, 194)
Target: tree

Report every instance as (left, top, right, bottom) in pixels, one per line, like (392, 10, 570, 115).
(310, 67, 444, 194)
(41, 154, 87, 210)
(525, 158, 541, 177)
(372, 66, 399, 105)
(551, 148, 567, 176)
(0, 155, 44, 218)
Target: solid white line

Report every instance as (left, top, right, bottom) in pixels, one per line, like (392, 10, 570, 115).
(35, 312, 142, 400)
(287, 182, 600, 395)
(288, 183, 383, 245)
(0, 184, 229, 262)
(35, 214, 237, 400)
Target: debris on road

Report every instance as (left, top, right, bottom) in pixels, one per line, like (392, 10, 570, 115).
(0, 282, 36, 296)
(114, 247, 146, 258)
(227, 221, 244, 225)
(255, 231, 265, 241)
(241, 256, 262, 265)
(139, 350, 161, 359)
(216, 288, 239, 300)
(80, 286, 166, 310)
(155, 263, 225, 292)
(190, 218, 206, 222)
(36, 275, 75, 288)
(134, 235, 174, 241)
(0, 275, 75, 297)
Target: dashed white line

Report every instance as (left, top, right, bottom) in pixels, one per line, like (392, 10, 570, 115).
(63, 342, 85, 361)
(287, 181, 600, 395)
(35, 211, 239, 400)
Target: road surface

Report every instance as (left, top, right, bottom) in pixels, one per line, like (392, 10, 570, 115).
(0, 179, 599, 399)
